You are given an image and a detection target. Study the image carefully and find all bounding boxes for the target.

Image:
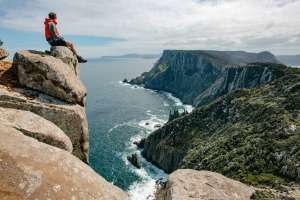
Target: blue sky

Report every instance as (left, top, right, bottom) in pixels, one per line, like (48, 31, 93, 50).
(1, 0, 300, 58)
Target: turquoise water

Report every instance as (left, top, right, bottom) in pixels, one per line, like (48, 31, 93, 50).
(80, 59, 193, 199)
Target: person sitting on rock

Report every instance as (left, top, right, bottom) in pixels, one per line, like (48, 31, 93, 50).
(44, 12, 87, 63)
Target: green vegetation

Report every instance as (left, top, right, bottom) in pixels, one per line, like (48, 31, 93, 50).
(129, 60, 171, 84)
(148, 60, 170, 78)
(129, 76, 144, 85)
(152, 63, 300, 188)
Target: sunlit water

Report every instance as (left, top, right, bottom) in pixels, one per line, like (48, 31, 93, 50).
(80, 58, 193, 199)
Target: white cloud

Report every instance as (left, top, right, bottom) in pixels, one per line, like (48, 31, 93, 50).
(0, 0, 300, 57)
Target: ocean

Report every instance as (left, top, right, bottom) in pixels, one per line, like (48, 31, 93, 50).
(80, 58, 193, 200)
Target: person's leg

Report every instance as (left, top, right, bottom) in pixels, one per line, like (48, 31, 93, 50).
(65, 40, 87, 63)
(65, 41, 78, 56)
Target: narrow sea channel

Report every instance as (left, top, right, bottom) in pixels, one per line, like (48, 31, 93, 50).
(80, 58, 193, 199)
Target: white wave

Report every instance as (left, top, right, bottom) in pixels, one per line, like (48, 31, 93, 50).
(144, 88, 156, 93)
(108, 121, 143, 134)
(138, 116, 167, 132)
(128, 134, 147, 150)
(125, 114, 169, 199)
(119, 92, 195, 200)
(126, 152, 169, 200)
(130, 85, 145, 90)
(184, 105, 194, 113)
(163, 92, 194, 112)
(165, 92, 182, 106)
(116, 81, 131, 86)
(108, 123, 127, 133)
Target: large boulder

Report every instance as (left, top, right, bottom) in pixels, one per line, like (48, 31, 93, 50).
(162, 169, 255, 200)
(13, 50, 86, 105)
(0, 107, 72, 152)
(50, 46, 80, 77)
(0, 124, 129, 199)
(0, 47, 9, 60)
(0, 86, 89, 163)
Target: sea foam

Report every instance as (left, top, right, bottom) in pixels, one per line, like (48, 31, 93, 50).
(119, 82, 194, 199)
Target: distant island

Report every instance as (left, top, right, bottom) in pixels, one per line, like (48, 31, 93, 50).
(100, 53, 162, 59)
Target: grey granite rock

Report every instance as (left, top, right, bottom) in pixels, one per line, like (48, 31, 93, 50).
(50, 46, 80, 77)
(0, 124, 129, 199)
(13, 50, 86, 105)
(0, 86, 89, 163)
(163, 169, 255, 200)
(0, 107, 72, 152)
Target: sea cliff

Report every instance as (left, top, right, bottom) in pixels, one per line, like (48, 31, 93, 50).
(131, 50, 281, 107)
(133, 50, 300, 199)
(142, 61, 300, 198)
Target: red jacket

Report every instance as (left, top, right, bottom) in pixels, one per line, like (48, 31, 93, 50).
(44, 18, 59, 39)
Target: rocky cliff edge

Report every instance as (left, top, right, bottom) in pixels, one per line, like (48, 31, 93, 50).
(0, 47, 129, 199)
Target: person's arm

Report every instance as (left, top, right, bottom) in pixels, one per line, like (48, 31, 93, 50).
(48, 22, 59, 40)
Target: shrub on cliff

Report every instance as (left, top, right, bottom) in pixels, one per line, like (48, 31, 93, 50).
(130, 76, 144, 85)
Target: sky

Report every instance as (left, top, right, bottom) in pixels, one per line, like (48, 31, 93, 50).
(0, 0, 300, 58)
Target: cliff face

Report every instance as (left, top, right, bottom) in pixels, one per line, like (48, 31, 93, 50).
(138, 50, 281, 106)
(142, 63, 300, 188)
(194, 63, 280, 106)
(0, 47, 129, 199)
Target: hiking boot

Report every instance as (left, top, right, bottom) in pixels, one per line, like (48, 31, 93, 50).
(77, 56, 87, 63)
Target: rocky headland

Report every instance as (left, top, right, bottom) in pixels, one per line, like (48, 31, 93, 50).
(129, 50, 300, 199)
(130, 50, 282, 107)
(0, 46, 129, 199)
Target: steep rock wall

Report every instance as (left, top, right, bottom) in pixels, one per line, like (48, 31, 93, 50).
(144, 50, 224, 105)
(194, 63, 281, 106)
(141, 50, 281, 106)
